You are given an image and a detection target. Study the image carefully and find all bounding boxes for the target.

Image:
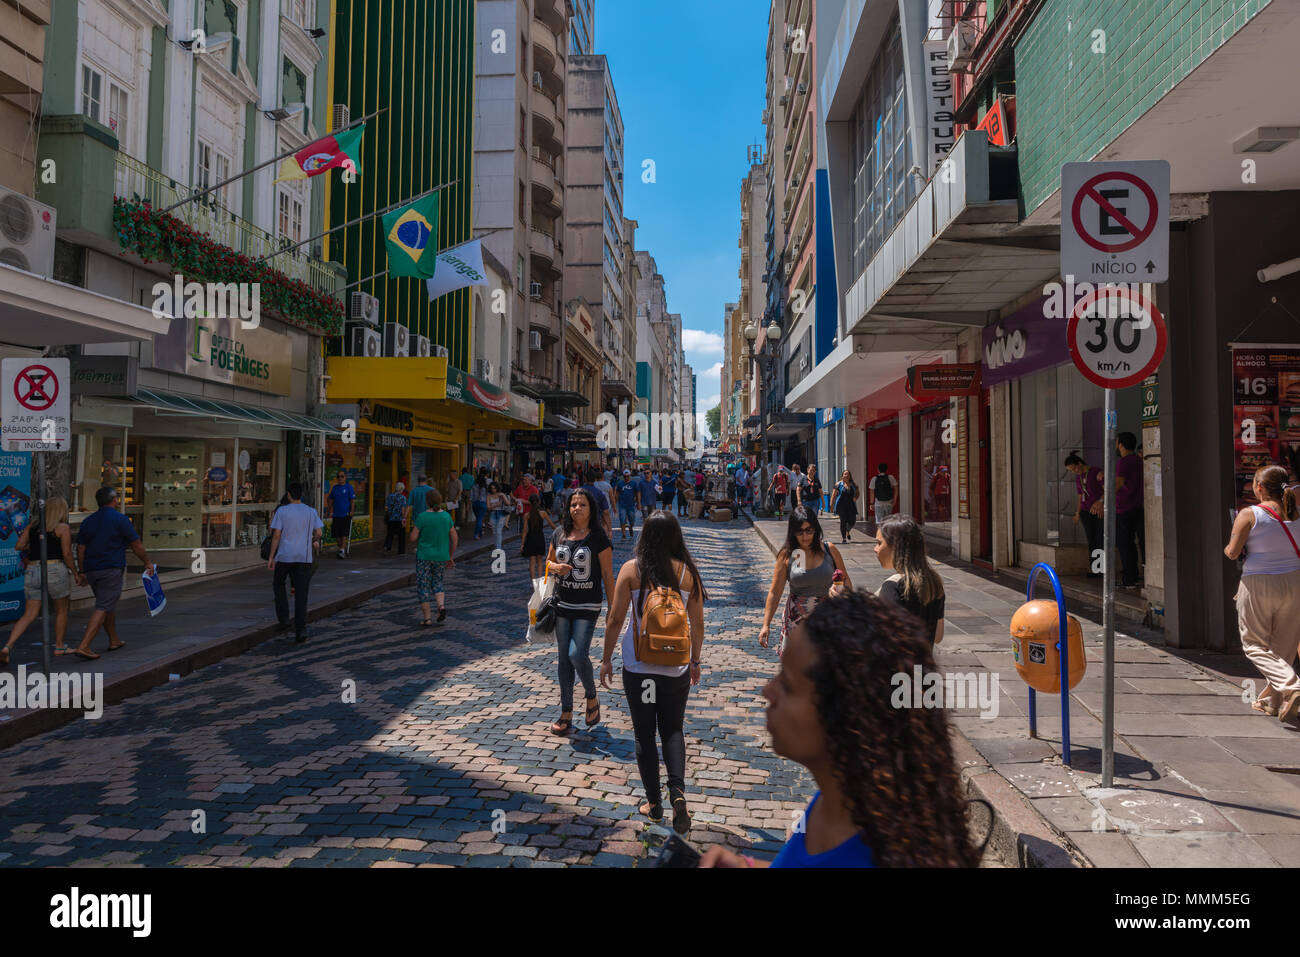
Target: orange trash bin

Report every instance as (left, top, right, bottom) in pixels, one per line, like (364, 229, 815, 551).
(1010, 599, 1086, 694)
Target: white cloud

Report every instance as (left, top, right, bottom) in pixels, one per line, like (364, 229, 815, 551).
(682, 329, 724, 354)
(702, 362, 723, 380)
(698, 393, 721, 409)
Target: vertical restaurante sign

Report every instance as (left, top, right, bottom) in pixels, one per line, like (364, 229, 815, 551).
(922, 40, 955, 173)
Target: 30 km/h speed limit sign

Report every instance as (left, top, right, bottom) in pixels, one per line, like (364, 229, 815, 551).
(1066, 285, 1167, 390)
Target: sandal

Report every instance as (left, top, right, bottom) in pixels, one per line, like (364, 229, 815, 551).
(550, 714, 572, 736)
(422, 619, 433, 627)
(74, 649, 100, 661)
(585, 697, 601, 729)
(1251, 698, 1279, 717)
(54, 647, 74, 656)
(106, 642, 126, 652)
(639, 801, 663, 822)
(0, 648, 8, 666)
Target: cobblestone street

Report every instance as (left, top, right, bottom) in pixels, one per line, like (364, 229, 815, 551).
(0, 520, 816, 867)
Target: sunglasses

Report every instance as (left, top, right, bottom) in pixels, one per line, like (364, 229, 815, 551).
(796, 527, 815, 535)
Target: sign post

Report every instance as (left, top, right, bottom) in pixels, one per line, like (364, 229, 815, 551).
(1067, 286, 1167, 787)
(3, 358, 70, 675)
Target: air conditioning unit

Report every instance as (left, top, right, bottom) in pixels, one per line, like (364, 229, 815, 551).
(796, 83, 808, 96)
(529, 330, 543, 351)
(348, 325, 381, 357)
(529, 281, 543, 298)
(333, 104, 351, 131)
(412, 334, 431, 358)
(947, 21, 979, 73)
(475, 359, 493, 382)
(432, 344, 450, 359)
(382, 322, 410, 357)
(349, 291, 380, 325)
(778, 95, 789, 107)
(0, 187, 56, 276)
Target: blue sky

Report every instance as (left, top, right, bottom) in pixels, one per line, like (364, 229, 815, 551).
(596, 0, 770, 433)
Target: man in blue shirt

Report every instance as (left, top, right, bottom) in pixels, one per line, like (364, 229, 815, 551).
(616, 468, 641, 540)
(269, 482, 324, 642)
(637, 468, 657, 522)
(73, 486, 155, 660)
(327, 470, 356, 559)
(408, 474, 434, 526)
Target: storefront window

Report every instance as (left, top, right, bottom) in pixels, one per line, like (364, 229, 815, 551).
(918, 405, 953, 529)
(235, 439, 280, 548)
(325, 435, 372, 544)
(71, 428, 133, 519)
(203, 438, 236, 549)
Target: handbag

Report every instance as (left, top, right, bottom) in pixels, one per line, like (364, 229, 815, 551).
(526, 573, 558, 641)
(260, 533, 274, 561)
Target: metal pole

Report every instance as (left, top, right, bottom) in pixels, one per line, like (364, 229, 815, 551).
(35, 453, 51, 675)
(257, 180, 456, 263)
(1102, 388, 1117, 787)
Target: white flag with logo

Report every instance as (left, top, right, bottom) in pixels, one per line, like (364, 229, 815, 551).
(425, 239, 491, 301)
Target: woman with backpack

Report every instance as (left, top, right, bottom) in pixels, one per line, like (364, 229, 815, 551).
(1224, 464, 1300, 726)
(874, 514, 946, 645)
(758, 508, 851, 656)
(545, 488, 616, 736)
(521, 492, 557, 581)
(830, 469, 860, 543)
(700, 592, 979, 867)
(599, 510, 707, 835)
(772, 467, 790, 518)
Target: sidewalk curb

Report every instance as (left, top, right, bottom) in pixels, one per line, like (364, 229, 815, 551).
(0, 532, 514, 752)
(740, 507, 1081, 868)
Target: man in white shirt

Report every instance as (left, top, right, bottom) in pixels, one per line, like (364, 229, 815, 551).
(790, 464, 807, 505)
(268, 482, 324, 643)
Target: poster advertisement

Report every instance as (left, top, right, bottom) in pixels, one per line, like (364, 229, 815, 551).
(1231, 346, 1300, 508)
(0, 452, 32, 623)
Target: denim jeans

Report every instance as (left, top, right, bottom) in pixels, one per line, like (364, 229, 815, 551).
(490, 510, 505, 550)
(555, 615, 597, 712)
(472, 501, 487, 538)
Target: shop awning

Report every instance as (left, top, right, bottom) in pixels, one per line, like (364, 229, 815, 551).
(129, 388, 343, 433)
(0, 262, 172, 346)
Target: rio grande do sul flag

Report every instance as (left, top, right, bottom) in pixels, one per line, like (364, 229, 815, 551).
(274, 124, 365, 183)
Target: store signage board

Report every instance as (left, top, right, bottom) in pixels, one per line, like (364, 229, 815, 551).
(71, 356, 137, 396)
(2, 358, 70, 452)
(1066, 286, 1167, 390)
(1230, 345, 1300, 508)
(152, 316, 292, 396)
(975, 97, 1011, 147)
(906, 363, 981, 400)
(1061, 161, 1169, 282)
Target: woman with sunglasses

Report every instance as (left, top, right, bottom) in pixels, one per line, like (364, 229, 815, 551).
(759, 508, 851, 656)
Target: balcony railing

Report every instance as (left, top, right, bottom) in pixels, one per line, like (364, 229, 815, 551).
(114, 151, 339, 296)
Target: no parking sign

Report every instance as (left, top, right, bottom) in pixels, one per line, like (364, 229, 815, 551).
(1061, 161, 1169, 282)
(1, 358, 70, 451)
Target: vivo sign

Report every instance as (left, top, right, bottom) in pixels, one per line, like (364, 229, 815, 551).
(980, 297, 1070, 388)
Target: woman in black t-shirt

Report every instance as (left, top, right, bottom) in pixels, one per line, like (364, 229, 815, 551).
(545, 487, 616, 735)
(873, 514, 946, 644)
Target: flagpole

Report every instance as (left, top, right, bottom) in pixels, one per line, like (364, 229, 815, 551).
(258, 180, 457, 264)
(158, 108, 387, 214)
(338, 269, 390, 294)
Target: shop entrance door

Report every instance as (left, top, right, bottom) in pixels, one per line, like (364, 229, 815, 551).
(978, 389, 993, 561)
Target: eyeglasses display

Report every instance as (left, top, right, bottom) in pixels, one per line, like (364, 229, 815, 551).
(143, 439, 204, 549)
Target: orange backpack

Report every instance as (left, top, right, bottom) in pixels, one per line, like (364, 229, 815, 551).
(633, 568, 692, 667)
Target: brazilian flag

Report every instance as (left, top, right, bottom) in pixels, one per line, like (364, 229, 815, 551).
(382, 193, 441, 278)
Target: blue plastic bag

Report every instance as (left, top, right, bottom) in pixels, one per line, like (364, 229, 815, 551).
(142, 569, 166, 617)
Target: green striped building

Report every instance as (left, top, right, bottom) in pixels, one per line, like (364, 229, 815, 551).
(326, 0, 475, 369)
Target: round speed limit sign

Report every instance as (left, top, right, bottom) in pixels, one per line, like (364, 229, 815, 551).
(1066, 285, 1167, 389)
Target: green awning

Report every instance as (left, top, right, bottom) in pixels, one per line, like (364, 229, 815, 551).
(131, 388, 342, 434)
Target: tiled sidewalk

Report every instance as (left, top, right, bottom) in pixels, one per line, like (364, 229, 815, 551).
(749, 511, 1300, 867)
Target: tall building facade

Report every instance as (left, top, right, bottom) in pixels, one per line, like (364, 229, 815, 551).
(564, 54, 636, 436)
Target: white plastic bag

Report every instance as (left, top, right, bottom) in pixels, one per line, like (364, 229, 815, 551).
(525, 574, 556, 643)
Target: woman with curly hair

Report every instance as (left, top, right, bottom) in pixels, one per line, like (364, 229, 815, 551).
(758, 508, 850, 655)
(702, 591, 979, 867)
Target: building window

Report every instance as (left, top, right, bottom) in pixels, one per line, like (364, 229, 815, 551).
(108, 83, 128, 145)
(849, 20, 916, 277)
(197, 142, 213, 192)
(519, 181, 527, 225)
(520, 107, 527, 149)
(287, 0, 309, 27)
(278, 191, 290, 238)
(81, 65, 103, 124)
